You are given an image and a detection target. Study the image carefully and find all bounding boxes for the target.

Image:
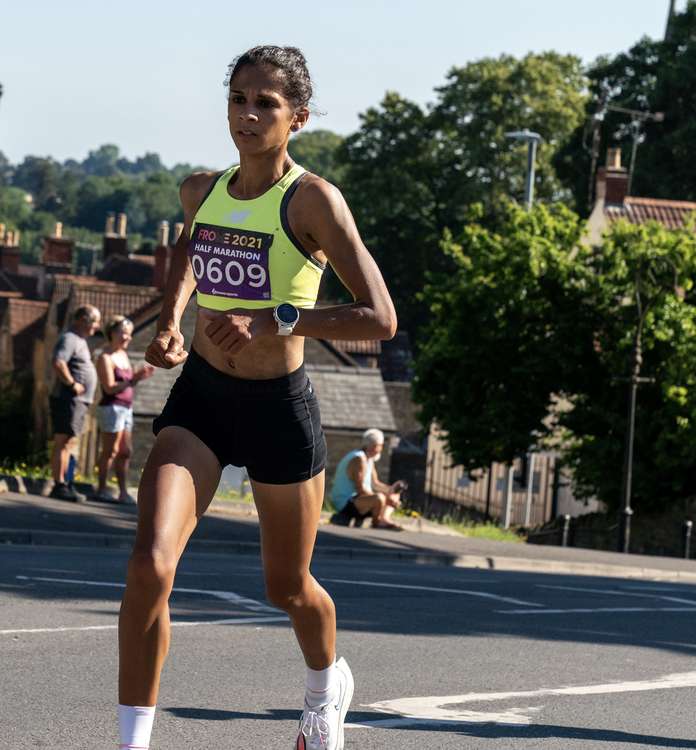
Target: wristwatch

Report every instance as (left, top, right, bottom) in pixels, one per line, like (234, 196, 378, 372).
(273, 303, 300, 336)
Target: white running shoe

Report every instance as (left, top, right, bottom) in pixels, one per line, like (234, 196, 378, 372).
(296, 657, 354, 750)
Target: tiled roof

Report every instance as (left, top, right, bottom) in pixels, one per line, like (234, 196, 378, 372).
(129, 354, 181, 416)
(52, 273, 103, 303)
(379, 331, 414, 382)
(127, 298, 197, 353)
(304, 338, 353, 367)
(97, 255, 156, 286)
(0, 270, 41, 299)
(67, 283, 162, 329)
(4, 298, 49, 336)
(327, 339, 382, 355)
(606, 197, 696, 230)
(0, 298, 49, 370)
(130, 358, 396, 432)
(305, 365, 396, 431)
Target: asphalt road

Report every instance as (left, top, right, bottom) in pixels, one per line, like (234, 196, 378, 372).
(2, 544, 696, 749)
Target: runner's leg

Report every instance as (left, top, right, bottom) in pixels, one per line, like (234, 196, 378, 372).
(251, 471, 335, 669)
(252, 472, 355, 748)
(118, 425, 221, 707)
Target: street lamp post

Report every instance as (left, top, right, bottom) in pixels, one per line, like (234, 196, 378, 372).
(616, 294, 655, 553)
(505, 129, 543, 209)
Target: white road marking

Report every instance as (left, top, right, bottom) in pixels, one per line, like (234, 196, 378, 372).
(0, 616, 287, 636)
(320, 578, 543, 607)
(27, 568, 80, 574)
(347, 670, 696, 729)
(4, 575, 287, 635)
(537, 583, 696, 606)
(498, 606, 696, 615)
(15, 575, 278, 613)
(621, 584, 696, 592)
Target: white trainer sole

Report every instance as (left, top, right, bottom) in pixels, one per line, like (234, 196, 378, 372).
(336, 657, 354, 750)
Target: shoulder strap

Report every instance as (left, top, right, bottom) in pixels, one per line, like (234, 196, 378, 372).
(275, 163, 306, 193)
(193, 166, 237, 215)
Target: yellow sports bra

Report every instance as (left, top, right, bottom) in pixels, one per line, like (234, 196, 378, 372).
(188, 164, 324, 311)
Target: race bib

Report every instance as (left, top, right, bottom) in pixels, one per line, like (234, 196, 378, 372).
(188, 222, 274, 301)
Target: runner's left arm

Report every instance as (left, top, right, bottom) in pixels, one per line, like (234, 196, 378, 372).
(288, 178, 397, 341)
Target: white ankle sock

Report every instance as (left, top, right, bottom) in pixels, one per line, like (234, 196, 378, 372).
(305, 658, 337, 707)
(118, 704, 156, 749)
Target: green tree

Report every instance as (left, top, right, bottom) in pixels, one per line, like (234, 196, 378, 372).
(431, 52, 588, 212)
(560, 218, 696, 512)
(288, 129, 345, 186)
(0, 151, 12, 186)
(137, 172, 182, 233)
(412, 201, 588, 470)
(12, 156, 62, 211)
(0, 186, 33, 227)
(82, 144, 121, 177)
(413, 201, 696, 513)
(337, 92, 444, 326)
(337, 54, 588, 333)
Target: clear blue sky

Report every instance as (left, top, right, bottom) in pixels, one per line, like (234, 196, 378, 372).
(1, 0, 681, 170)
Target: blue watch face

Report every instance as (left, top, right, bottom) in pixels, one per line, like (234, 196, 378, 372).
(277, 303, 299, 324)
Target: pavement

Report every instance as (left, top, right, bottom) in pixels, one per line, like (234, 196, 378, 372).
(2, 486, 696, 583)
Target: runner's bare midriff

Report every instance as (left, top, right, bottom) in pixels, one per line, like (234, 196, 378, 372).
(192, 312, 305, 379)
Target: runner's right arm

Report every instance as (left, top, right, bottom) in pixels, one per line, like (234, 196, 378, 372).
(145, 172, 219, 369)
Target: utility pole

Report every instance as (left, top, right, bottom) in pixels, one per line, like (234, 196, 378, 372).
(665, 0, 677, 41)
(615, 284, 655, 553)
(505, 129, 543, 209)
(604, 105, 664, 196)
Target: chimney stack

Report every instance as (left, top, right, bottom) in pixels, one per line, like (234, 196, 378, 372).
(157, 220, 170, 247)
(153, 220, 171, 291)
(103, 211, 128, 259)
(0, 228, 21, 273)
(595, 147, 629, 206)
(42, 222, 74, 273)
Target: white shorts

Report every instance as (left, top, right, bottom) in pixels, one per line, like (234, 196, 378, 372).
(97, 404, 133, 434)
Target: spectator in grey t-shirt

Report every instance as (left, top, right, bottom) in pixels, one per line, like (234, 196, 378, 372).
(49, 305, 101, 502)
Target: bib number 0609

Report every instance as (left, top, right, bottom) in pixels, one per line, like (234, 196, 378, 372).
(191, 255, 267, 288)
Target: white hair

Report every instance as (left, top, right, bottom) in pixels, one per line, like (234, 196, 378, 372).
(361, 428, 384, 449)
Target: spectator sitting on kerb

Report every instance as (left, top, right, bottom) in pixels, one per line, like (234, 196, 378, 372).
(330, 428, 406, 530)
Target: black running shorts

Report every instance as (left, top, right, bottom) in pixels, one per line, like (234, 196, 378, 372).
(153, 348, 327, 485)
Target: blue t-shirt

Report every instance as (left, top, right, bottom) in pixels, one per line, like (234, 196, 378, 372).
(331, 449, 373, 511)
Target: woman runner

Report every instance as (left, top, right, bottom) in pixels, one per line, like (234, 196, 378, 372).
(117, 45, 397, 750)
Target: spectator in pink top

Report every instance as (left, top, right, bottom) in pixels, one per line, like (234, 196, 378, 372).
(94, 316, 154, 503)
